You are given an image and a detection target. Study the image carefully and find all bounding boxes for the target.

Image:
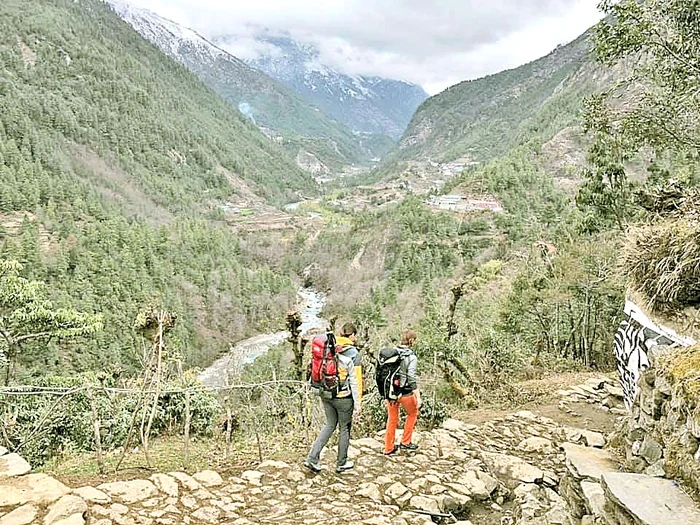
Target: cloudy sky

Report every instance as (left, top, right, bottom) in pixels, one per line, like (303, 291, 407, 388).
(124, 0, 604, 94)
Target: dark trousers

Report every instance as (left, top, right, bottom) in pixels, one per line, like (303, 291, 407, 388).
(307, 396, 354, 466)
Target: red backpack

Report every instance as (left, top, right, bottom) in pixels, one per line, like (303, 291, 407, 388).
(309, 332, 339, 398)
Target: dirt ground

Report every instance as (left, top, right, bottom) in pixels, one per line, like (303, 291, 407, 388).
(456, 371, 619, 433)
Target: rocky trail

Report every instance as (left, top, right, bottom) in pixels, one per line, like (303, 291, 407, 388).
(1, 376, 699, 525)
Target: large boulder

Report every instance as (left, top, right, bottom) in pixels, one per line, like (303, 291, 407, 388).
(44, 494, 88, 525)
(561, 443, 617, 482)
(481, 452, 544, 488)
(602, 472, 700, 525)
(192, 470, 223, 488)
(0, 453, 31, 478)
(96, 480, 158, 504)
(149, 474, 179, 498)
(0, 474, 70, 508)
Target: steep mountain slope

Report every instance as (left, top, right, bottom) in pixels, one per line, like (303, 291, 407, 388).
(216, 35, 428, 139)
(108, 1, 388, 170)
(380, 31, 602, 178)
(0, 0, 314, 376)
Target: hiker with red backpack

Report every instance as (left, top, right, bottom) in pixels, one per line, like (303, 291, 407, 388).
(305, 323, 363, 473)
(377, 329, 421, 455)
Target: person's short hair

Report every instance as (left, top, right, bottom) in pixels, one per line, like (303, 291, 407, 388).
(401, 329, 417, 347)
(341, 322, 357, 336)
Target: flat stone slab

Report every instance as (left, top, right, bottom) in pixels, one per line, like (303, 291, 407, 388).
(96, 480, 157, 503)
(193, 470, 223, 487)
(73, 486, 110, 504)
(481, 452, 543, 488)
(0, 446, 8, 456)
(0, 473, 70, 507)
(0, 453, 31, 478)
(581, 481, 606, 517)
(581, 430, 606, 449)
(602, 472, 700, 525)
(0, 503, 38, 525)
(562, 443, 617, 481)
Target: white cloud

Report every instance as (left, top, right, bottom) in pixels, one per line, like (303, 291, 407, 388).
(121, 0, 604, 94)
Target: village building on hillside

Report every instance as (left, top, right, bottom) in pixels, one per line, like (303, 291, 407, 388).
(428, 194, 503, 213)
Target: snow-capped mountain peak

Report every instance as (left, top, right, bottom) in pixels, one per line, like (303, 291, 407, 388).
(107, 0, 228, 64)
(216, 35, 429, 138)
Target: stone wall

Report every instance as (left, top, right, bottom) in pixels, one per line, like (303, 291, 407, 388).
(619, 344, 700, 492)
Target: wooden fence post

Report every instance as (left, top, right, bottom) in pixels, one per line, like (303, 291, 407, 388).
(183, 387, 191, 470)
(224, 378, 232, 461)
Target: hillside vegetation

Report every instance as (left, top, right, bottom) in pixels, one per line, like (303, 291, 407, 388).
(0, 0, 316, 377)
(3, 0, 700, 483)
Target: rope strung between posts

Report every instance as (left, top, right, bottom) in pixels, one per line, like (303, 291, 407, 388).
(0, 380, 309, 397)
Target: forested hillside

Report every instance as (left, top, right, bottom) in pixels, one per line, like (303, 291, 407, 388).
(0, 0, 316, 378)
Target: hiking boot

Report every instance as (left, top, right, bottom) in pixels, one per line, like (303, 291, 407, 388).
(303, 460, 323, 473)
(383, 448, 398, 456)
(335, 461, 354, 473)
(400, 443, 419, 451)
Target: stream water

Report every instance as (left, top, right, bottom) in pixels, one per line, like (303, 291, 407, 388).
(198, 288, 327, 388)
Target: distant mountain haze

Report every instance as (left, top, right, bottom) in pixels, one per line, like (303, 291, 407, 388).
(215, 35, 429, 139)
(108, 0, 396, 171)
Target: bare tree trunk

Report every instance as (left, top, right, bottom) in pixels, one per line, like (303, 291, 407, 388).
(223, 378, 233, 460)
(447, 356, 472, 382)
(116, 367, 152, 472)
(142, 312, 165, 469)
(286, 311, 306, 381)
(4, 345, 17, 386)
(583, 287, 591, 367)
(440, 362, 469, 398)
(447, 284, 464, 340)
(89, 389, 105, 474)
(255, 429, 263, 463)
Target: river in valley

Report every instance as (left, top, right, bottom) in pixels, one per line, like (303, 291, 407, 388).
(198, 288, 327, 389)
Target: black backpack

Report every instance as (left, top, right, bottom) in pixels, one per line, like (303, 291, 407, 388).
(375, 347, 410, 400)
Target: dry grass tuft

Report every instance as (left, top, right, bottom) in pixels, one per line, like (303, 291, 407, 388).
(621, 217, 700, 310)
(659, 344, 700, 404)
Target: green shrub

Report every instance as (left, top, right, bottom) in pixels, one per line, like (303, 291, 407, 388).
(0, 374, 221, 466)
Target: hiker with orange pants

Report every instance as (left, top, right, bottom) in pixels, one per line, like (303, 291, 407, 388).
(377, 329, 422, 455)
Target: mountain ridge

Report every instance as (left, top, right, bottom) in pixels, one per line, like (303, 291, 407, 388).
(376, 30, 601, 183)
(107, 0, 391, 172)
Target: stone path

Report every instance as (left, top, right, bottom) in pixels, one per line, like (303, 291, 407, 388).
(1, 376, 699, 525)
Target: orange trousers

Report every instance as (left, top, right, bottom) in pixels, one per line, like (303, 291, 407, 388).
(384, 393, 419, 453)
